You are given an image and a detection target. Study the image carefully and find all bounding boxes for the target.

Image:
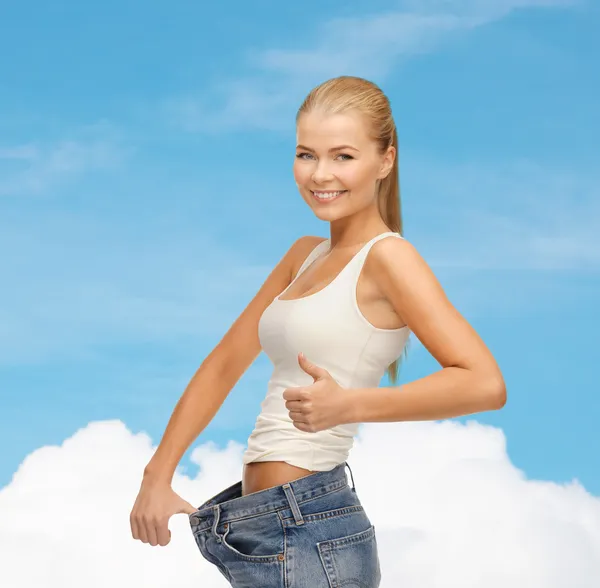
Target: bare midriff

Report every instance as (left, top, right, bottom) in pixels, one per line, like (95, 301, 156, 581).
(242, 461, 319, 496)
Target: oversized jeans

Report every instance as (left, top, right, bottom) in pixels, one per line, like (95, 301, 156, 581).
(188, 461, 381, 587)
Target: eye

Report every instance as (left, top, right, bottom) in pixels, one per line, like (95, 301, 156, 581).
(295, 152, 353, 161)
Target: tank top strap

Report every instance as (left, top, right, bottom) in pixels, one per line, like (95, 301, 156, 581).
(346, 231, 404, 284)
(295, 237, 330, 278)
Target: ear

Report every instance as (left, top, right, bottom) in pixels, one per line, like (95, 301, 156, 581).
(378, 145, 396, 179)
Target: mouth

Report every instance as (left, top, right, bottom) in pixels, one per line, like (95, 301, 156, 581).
(311, 190, 348, 203)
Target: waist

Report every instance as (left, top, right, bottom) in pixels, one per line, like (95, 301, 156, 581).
(243, 423, 357, 470)
(189, 461, 350, 532)
(242, 460, 319, 496)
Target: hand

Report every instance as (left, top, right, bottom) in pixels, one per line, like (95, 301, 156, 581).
(282, 352, 348, 433)
(130, 475, 197, 547)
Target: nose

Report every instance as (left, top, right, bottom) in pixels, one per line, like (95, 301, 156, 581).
(311, 161, 335, 184)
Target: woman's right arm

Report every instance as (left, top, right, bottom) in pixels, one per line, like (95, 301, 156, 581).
(129, 235, 324, 547)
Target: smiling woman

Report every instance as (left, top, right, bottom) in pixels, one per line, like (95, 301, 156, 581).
(129, 75, 506, 588)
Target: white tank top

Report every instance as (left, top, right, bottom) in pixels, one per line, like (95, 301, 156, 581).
(242, 231, 410, 471)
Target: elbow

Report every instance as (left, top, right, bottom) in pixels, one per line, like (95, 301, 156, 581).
(484, 376, 507, 410)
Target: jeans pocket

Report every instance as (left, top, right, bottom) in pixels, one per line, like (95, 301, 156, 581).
(219, 512, 285, 564)
(317, 524, 381, 588)
(191, 529, 232, 582)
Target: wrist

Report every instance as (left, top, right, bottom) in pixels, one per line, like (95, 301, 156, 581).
(143, 463, 174, 485)
(342, 387, 361, 425)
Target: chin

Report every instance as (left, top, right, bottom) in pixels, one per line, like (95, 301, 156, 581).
(303, 194, 349, 217)
(304, 200, 343, 217)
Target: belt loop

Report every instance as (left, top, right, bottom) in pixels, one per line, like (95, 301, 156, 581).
(345, 461, 356, 492)
(212, 505, 222, 542)
(282, 483, 304, 526)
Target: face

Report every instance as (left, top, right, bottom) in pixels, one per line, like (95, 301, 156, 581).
(293, 109, 395, 222)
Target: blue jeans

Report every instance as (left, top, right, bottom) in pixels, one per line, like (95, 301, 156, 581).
(188, 461, 381, 587)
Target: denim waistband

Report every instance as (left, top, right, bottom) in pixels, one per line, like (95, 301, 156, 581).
(189, 461, 356, 532)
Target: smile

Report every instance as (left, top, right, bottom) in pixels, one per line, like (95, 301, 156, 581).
(311, 190, 348, 202)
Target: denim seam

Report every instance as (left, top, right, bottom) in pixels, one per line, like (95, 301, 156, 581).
(219, 524, 284, 564)
(283, 505, 364, 525)
(191, 481, 350, 532)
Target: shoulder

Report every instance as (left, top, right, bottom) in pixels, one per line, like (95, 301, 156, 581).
(368, 235, 439, 303)
(367, 233, 506, 399)
(295, 234, 328, 250)
(289, 235, 328, 275)
(370, 234, 421, 273)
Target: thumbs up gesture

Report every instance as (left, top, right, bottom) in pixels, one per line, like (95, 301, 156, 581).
(282, 352, 348, 433)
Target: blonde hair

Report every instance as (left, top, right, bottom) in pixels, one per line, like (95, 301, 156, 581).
(296, 75, 409, 385)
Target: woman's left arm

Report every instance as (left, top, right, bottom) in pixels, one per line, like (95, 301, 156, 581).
(343, 237, 506, 425)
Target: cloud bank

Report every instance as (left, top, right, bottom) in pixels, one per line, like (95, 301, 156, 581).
(1, 419, 598, 587)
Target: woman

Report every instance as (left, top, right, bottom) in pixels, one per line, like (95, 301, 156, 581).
(130, 76, 506, 586)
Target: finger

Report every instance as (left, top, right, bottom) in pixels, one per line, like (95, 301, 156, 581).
(292, 420, 311, 432)
(179, 499, 197, 515)
(298, 353, 328, 378)
(136, 516, 149, 543)
(283, 387, 304, 401)
(130, 510, 140, 540)
(156, 517, 171, 547)
(143, 517, 159, 546)
(285, 400, 304, 411)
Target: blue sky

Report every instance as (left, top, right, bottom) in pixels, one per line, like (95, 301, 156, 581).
(0, 2, 599, 583)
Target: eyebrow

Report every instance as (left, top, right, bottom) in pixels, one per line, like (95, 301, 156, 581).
(296, 144, 359, 153)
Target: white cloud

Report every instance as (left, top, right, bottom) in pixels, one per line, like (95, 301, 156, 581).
(0, 419, 598, 587)
(167, 0, 578, 133)
(404, 157, 600, 271)
(0, 121, 131, 197)
(399, 0, 577, 18)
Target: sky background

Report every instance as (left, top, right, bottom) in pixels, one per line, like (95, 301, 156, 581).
(0, 1, 599, 586)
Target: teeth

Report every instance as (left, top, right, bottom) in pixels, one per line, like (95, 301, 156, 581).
(313, 190, 345, 200)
